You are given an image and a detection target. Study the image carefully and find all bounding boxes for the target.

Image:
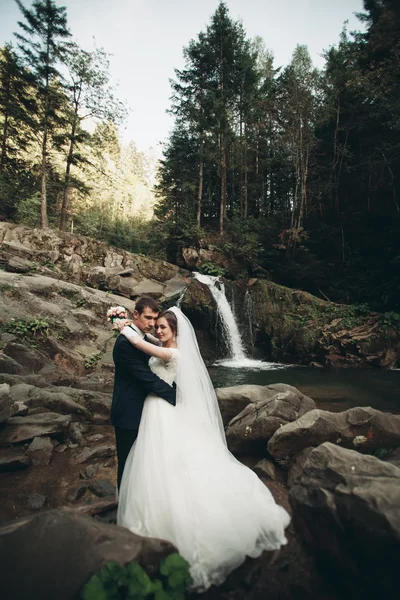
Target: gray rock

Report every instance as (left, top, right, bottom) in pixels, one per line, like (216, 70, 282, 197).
(0, 507, 175, 600)
(14, 401, 29, 416)
(6, 257, 35, 273)
(55, 444, 68, 453)
(253, 458, 277, 481)
(1, 333, 17, 343)
(0, 383, 19, 423)
(89, 479, 116, 498)
(0, 453, 31, 472)
(25, 493, 46, 509)
(26, 436, 54, 466)
(289, 442, 400, 598)
(80, 463, 101, 479)
(67, 485, 88, 503)
(287, 447, 314, 487)
(0, 354, 24, 375)
(132, 278, 164, 298)
(10, 383, 34, 404)
(62, 315, 81, 334)
(163, 275, 187, 300)
(0, 413, 72, 446)
(27, 406, 49, 415)
(225, 388, 316, 455)
(3, 342, 47, 373)
(42, 336, 85, 376)
(67, 422, 88, 445)
(268, 406, 400, 466)
(50, 385, 111, 419)
(28, 388, 91, 419)
(74, 444, 116, 464)
(217, 383, 315, 426)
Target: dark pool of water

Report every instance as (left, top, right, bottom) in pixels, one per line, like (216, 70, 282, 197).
(208, 364, 400, 414)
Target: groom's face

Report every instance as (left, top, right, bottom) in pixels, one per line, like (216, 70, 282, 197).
(133, 307, 159, 333)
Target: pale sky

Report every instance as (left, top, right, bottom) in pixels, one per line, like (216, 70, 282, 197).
(0, 0, 365, 153)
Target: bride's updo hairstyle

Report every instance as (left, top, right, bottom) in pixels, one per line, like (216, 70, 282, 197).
(158, 310, 178, 337)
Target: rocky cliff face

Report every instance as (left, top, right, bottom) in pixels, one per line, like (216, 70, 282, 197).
(0, 223, 398, 386)
(247, 278, 400, 368)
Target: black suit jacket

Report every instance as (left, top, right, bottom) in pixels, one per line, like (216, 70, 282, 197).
(111, 333, 176, 430)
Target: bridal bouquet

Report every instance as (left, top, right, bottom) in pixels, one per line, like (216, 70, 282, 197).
(106, 305, 128, 324)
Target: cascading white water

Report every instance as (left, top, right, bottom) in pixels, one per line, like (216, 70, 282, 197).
(193, 272, 289, 370)
(193, 272, 246, 360)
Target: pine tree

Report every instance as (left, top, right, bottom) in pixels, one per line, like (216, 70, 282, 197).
(15, 0, 71, 228)
(0, 44, 36, 173)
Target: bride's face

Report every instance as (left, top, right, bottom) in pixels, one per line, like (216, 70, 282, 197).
(155, 317, 173, 343)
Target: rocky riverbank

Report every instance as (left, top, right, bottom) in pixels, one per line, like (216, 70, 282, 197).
(1, 380, 399, 599)
(0, 223, 399, 598)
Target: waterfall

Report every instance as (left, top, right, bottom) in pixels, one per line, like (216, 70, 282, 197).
(193, 272, 288, 371)
(176, 287, 187, 308)
(193, 272, 246, 360)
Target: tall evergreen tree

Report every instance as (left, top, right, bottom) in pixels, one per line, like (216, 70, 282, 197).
(0, 44, 36, 173)
(15, 0, 71, 228)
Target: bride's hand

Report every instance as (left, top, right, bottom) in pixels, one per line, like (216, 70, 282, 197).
(114, 319, 132, 331)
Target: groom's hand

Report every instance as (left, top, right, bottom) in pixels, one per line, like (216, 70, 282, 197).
(115, 319, 131, 331)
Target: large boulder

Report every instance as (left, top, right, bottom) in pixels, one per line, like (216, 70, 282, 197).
(0, 412, 72, 446)
(268, 406, 400, 466)
(289, 443, 400, 599)
(0, 507, 175, 600)
(225, 385, 315, 455)
(217, 383, 315, 426)
(3, 342, 48, 373)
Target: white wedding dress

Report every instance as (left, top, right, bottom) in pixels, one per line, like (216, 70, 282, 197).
(117, 346, 290, 590)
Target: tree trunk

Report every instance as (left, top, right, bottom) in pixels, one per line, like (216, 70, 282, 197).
(197, 139, 204, 226)
(0, 112, 9, 173)
(41, 40, 51, 230)
(220, 136, 227, 235)
(60, 117, 77, 231)
(41, 125, 48, 229)
(244, 124, 248, 218)
(0, 70, 11, 172)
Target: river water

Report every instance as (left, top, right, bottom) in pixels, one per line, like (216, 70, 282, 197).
(193, 272, 400, 415)
(208, 363, 400, 414)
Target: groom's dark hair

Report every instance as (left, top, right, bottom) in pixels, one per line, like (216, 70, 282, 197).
(135, 296, 160, 314)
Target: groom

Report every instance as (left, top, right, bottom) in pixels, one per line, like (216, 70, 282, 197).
(111, 296, 176, 489)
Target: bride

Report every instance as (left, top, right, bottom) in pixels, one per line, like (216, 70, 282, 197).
(117, 306, 290, 590)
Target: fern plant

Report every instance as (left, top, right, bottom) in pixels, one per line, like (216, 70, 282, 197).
(81, 553, 192, 600)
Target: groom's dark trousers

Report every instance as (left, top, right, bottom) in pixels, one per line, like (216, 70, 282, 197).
(111, 333, 176, 490)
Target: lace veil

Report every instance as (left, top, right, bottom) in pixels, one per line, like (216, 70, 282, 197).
(169, 307, 226, 445)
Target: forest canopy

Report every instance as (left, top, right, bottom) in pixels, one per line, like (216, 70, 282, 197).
(1, 0, 399, 312)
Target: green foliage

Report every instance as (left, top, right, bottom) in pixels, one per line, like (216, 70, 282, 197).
(15, 192, 41, 227)
(5, 318, 50, 339)
(2, 1, 400, 314)
(84, 352, 102, 370)
(81, 553, 192, 600)
(75, 297, 88, 308)
(41, 257, 56, 270)
(198, 262, 226, 277)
